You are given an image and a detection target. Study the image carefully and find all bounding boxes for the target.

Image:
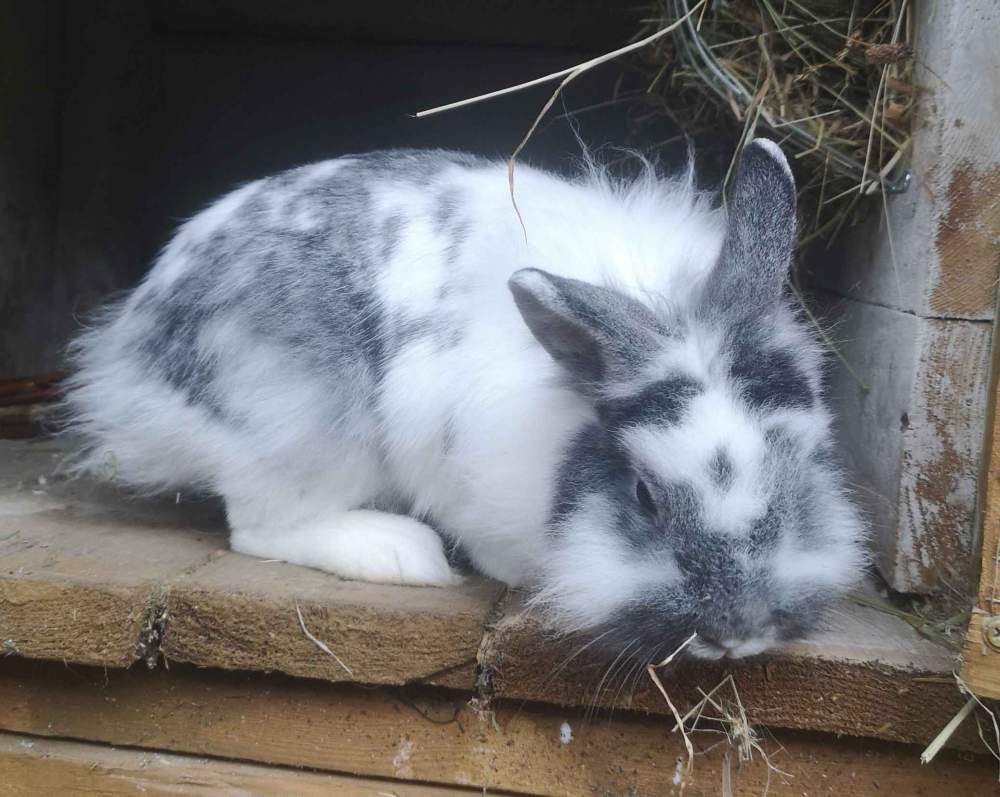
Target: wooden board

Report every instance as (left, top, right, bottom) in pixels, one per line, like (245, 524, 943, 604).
(0, 658, 994, 797)
(961, 294, 1000, 698)
(0, 440, 501, 685)
(163, 553, 500, 688)
(809, 296, 992, 594)
(479, 592, 970, 749)
(806, 1, 1000, 320)
(802, 0, 1000, 593)
(0, 441, 224, 667)
(0, 731, 495, 797)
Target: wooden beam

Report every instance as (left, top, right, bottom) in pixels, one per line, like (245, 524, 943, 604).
(161, 548, 500, 689)
(0, 659, 994, 796)
(0, 440, 500, 686)
(804, 0, 1000, 593)
(961, 286, 1000, 698)
(479, 592, 972, 750)
(0, 731, 498, 797)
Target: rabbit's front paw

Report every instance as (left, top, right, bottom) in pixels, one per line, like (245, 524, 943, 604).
(331, 510, 463, 586)
(230, 508, 463, 587)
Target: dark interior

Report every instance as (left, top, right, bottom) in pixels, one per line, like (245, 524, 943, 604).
(3, 0, 696, 376)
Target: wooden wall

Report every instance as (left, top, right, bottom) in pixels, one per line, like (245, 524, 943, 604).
(810, 0, 1000, 593)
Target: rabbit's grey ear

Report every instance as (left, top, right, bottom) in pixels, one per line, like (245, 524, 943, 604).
(702, 138, 797, 316)
(508, 268, 660, 388)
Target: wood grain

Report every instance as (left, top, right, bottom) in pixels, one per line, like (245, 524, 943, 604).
(0, 440, 498, 687)
(0, 731, 497, 796)
(162, 552, 500, 689)
(479, 593, 971, 750)
(961, 296, 1000, 698)
(801, 0, 1000, 593)
(0, 659, 994, 797)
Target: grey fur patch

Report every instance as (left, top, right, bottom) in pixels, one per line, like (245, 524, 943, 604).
(136, 151, 492, 411)
(380, 215, 405, 263)
(709, 449, 734, 490)
(435, 325, 464, 351)
(441, 415, 457, 455)
(434, 189, 462, 229)
(444, 219, 471, 265)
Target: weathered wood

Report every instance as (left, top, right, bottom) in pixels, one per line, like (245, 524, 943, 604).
(0, 732, 494, 797)
(162, 553, 501, 688)
(0, 441, 223, 667)
(813, 292, 992, 592)
(803, 0, 1000, 593)
(0, 440, 499, 686)
(0, 659, 995, 796)
(808, 1, 1000, 321)
(961, 304, 1000, 698)
(478, 592, 971, 750)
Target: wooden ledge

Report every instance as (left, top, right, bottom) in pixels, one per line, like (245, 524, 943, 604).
(0, 440, 970, 748)
(1, 659, 995, 796)
(0, 440, 501, 686)
(480, 593, 968, 748)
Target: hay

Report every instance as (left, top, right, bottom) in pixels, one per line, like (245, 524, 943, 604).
(295, 602, 353, 676)
(647, 636, 789, 792)
(921, 673, 1000, 781)
(635, 0, 914, 247)
(846, 590, 969, 651)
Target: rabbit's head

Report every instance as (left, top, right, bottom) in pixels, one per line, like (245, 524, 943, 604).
(508, 139, 865, 661)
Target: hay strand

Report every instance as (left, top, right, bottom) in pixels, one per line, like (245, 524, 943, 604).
(637, 0, 914, 246)
(414, 0, 708, 119)
(645, 632, 699, 781)
(295, 602, 353, 676)
(920, 697, 976, 765)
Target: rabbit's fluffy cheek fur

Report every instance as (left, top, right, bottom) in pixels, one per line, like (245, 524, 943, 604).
(517, 141, 866, 659)
(529, 325, 864, 660)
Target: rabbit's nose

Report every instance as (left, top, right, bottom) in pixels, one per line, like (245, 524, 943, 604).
(692, 631, 732, 658)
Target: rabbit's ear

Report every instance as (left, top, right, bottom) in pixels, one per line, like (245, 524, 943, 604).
(508, 268, 661, 390)
(701, 139, 796, 317)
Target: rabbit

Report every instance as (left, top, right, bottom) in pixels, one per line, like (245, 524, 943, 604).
(63, 139, 865, 660)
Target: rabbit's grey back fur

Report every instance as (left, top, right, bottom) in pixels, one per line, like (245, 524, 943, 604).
(65, 141, 864, 660)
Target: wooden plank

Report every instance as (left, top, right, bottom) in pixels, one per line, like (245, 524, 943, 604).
(813, 293, 992, 592)
(896, 317, 992, 589)
(806, 1, 1000, 322)
(0, 441, 223, 667)
(802, 0, 1000, 593)
(479, 592, 971, 750)
(961, 297, 1000, 698)
(0, 731, 493, 797)
(0, 440, 499, 685)
(0, 659, 994, 796)
(162, 552, 501, 689)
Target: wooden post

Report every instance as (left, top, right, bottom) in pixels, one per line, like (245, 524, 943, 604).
(810, 0, 1000, 593)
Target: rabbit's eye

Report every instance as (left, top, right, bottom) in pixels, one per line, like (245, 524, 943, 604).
(635, 478, 657, 516)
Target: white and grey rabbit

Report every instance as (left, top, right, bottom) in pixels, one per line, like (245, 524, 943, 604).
(64, 139, 865, 660)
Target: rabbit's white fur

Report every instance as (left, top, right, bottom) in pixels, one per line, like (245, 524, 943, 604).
(65, 145, 865, 659)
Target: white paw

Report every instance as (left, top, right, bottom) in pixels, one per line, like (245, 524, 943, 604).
(229, 509, 464, 587)
(314, 510, 463, 587)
